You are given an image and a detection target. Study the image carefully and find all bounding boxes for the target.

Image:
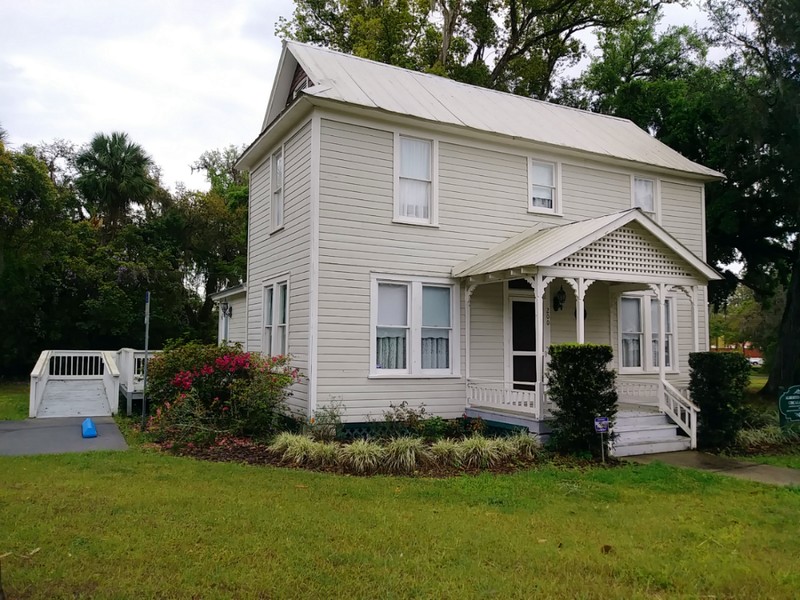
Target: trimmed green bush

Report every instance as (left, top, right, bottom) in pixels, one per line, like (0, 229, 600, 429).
(689, 352, 752, 450)
(546, 344, 617, 458)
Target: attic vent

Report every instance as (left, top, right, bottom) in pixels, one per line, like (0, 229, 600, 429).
(286, 64, 313, 107)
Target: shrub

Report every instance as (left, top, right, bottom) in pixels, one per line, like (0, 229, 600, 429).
(689, 352, 751, 450)
(307, 401, 344, 442)
(430, 439, 462, 467)
(146, 342, 301, 443)
(546, 344, 618, 458)
(383, 437, 431, 474)
(459, 435, 503, 469)
(340, 439, 385, 474)
(381, 402, 429, 437)
(419, 416, 449, 441)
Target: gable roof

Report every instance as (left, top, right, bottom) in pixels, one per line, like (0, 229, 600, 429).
(452, 209, 721, 281)
(261, 41, 722, 180)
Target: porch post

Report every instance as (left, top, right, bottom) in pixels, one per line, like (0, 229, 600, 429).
(570, 278, 594, 344)
(691, 285, 700, 353)
(658, 283, 667, 408)
(534, 274, 546, 420)
(465, 284, 477, 381)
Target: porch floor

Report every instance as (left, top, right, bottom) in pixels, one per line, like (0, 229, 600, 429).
(37, 380, 111, 418)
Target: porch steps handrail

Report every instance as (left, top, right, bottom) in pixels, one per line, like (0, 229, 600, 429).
(661, 379, 700, 449)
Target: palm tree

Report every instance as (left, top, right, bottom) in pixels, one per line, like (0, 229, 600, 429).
(75, 132, 155, 233)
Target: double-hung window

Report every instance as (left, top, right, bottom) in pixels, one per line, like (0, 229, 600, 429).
(619, 293, 675, 372)
(372, 276, 457, 376)
(633, 176, 657, 217)
(271, 148, 284, 231)
(264, 278, 288, 356)
(529, 159, 558, 213)
(395, 135, 436, 225)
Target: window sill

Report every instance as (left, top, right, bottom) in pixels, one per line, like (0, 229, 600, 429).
(392, 218, 439, 228)
(270, 225, 285, 235)
(368, 373, 462, 380)
(527, 207, 562, 217)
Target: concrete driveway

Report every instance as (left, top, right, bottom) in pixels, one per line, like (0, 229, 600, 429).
(0, 417, 128, 456)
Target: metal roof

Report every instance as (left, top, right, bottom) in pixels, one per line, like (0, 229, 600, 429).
(284, 41, 723, 180)
(451, 209, 721, 280)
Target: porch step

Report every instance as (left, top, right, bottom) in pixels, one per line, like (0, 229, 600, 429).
(611, 410, 690, 457)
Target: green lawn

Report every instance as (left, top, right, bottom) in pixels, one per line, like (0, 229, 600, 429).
(1, 451, 799, 599)
(0, 380, 28, 420)
(742, 453, 800, 469)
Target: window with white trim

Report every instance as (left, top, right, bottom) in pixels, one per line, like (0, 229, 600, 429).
(271, 148, 284, 231)
(372, 276, 457, 376)
(529, 159, 557, 213)
(619, 293, 675, 372)
(633, 176, 656, 216)
(263, 279, 288, 356)
(395, 135, 435, 225)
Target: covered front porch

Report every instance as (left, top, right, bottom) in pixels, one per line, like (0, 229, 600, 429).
(453, 209, 720, 452)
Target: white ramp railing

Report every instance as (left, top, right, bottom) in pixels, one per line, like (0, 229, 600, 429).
(29, 350, 120, 417)
(661, 379, 700, 449)
(29, 351, 52, 417)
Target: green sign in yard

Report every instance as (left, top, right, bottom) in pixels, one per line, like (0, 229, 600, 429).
(778, 385, 800, 427)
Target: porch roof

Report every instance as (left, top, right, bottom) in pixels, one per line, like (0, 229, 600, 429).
(451, 209, 721, 282)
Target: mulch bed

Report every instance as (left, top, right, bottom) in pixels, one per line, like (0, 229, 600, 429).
(152, 438, 619, 477)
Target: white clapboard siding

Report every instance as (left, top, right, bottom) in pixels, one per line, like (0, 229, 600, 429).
(549, 280, 611, 347)
(221, 294, 247, 346)
(469, 283, 504, 381)
(246, 120, 313, 415)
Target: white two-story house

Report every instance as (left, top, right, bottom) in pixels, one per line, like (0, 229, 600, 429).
(226, 41, 722, 455)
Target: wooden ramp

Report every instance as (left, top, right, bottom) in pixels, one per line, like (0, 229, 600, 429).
(36, 380, 112, 418)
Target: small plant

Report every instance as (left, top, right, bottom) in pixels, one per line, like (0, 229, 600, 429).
(281, 435, 317, 465)
(308, 400, 345, 442)
(508, 431, 542, 460)
(383, 437, 431, 474)
(382, 401, 429, 436)
(269, 431, 297, 455)
(459, 435, 503, 469)
(310, 441, 340, 468)
(340, 439, 385, 474)
(419, 416, 449, 441)
(431, 439, 462, 467)
(488, 437, 515, 461)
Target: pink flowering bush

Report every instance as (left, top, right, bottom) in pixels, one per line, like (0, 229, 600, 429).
(147, 342, 301, 444)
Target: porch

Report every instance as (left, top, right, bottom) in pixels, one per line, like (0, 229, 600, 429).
(453, 210, 716, 453)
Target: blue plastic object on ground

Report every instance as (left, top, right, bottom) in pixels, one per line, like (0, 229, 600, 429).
(82, 418, 98, 438)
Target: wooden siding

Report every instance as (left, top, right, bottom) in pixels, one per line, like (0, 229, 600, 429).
(469, 283, 504, 381)
(218, 294, 247, 346)
(309, 116, 710, 420)
(549, 280, 611, 346)
(246, 120, 312, 414)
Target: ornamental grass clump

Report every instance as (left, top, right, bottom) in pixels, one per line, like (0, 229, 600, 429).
(508, 431, 542, 460)
(431, 439, 462, 467)
(281, 435, 317, 466)
(310, 441, 340, 468)
(340, 439, 384, 474)
(383, 437, 431, 474)
(459, 435, 503, 469)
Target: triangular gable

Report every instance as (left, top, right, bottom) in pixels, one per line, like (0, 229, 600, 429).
(553, 222, 699, 279)
(262, 43, 317, 130)
(452, 209, 720, 282)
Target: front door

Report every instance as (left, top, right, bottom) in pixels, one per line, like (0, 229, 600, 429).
(511, 298, 537, 391)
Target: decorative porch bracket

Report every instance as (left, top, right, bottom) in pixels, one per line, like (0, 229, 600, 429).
(562, 277, 595, 343)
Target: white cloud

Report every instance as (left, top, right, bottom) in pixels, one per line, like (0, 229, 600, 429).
(0, 0, 293, 190)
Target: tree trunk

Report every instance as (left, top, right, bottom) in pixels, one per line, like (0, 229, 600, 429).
(765, 245, 800, 395)
(437, 0, 461, 68)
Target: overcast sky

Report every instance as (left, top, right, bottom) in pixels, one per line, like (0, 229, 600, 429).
(1, 1, 710, 191)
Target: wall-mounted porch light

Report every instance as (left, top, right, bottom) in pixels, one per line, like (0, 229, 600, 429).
(552, 285, 566, 312)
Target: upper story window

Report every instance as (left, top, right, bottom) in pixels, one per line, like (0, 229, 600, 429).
(633, 176, 657, 217)
(264, 278, 289, 356)
(371, 275, 458, 377)
(529, 159, 559, 214)
(272, 148, 284, 231)
(619, 293, 675, 372)
(395, 134, 437, 226)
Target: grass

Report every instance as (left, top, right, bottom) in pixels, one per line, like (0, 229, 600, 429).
(748, 371, 769, 396)
(2, 451, 800, 599)
(741, 453, 800, 469)
(0, 380, 28, 420)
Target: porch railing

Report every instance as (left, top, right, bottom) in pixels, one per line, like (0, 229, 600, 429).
(661, 379, 700, 449)
(118, 348, 160, 394)
(466, 379, 539, 416)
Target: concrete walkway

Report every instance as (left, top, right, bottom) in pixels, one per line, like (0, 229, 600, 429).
(0, 417, 128, 456)
(626, 450, 800, 486)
